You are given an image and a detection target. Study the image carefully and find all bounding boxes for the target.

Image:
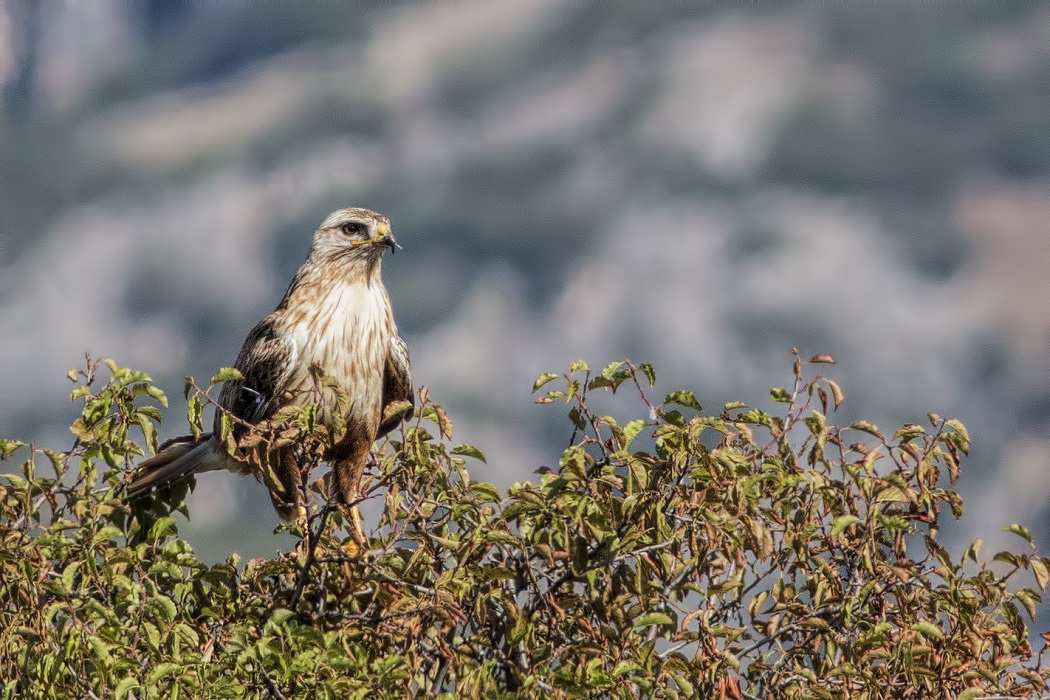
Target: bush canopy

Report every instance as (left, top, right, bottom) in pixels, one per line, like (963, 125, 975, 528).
(1, 352, 1048, 698)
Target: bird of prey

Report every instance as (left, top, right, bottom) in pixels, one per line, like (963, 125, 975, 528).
(126, 207, 413, 538)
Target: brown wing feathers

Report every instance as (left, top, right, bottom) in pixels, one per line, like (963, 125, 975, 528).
(378, 334, 414, 439)
(217, 319, 296, 437)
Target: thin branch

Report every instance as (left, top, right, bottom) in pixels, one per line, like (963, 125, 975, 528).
(255, 659, 290, 700)
(288, 500, 335, 610)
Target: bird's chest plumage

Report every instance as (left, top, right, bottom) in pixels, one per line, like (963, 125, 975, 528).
(285, 279, 392, 427)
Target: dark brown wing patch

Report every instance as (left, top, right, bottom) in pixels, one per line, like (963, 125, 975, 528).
(216, 316, 296, 438)
(377, 334, 413, 438)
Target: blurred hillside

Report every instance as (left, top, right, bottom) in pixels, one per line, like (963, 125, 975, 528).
(0, 1, 1048, 563)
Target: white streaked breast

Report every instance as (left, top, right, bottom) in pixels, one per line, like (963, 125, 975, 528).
(286, 279, 393, 423)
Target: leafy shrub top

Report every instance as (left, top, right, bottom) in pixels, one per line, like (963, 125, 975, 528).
(0, 353, 1048, 699)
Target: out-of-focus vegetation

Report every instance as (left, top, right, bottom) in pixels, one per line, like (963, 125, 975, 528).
(5, 4, 1047, 285)
(765, 5, 1050, 279)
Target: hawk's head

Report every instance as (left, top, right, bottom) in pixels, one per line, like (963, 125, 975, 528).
(312, 208, 399, 265)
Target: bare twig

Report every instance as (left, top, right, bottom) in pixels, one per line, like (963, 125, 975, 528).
(287, 500, 335, 611)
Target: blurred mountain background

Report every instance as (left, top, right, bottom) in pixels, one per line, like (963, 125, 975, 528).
(1, 1, 1048, 578)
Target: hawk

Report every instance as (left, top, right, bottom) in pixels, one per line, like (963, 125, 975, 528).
(126, 207, 413, 537)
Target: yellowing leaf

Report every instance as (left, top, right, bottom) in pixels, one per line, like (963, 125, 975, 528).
(944, 418, 970, 453)
(910, 621, 943, 639)
(808, 354, 836, 364)
(848, 420, 884, 440)
(568, 359, 589, 372)
(434, 405, 453, 438)
(0, 439, 26, 460)
(664, 390, 701, 411)
(1031, 557, 1050, 592)
(1004, 523, 1034, 546)
(893, 423, 925, 441)
(532, 372, 559, 392)
(209, 367, 243, 385)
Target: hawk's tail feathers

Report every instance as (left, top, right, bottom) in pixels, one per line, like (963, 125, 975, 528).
(125, 434, 226, 499)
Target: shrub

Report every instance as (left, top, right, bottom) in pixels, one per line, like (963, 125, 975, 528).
(1, 352, 1048, 698)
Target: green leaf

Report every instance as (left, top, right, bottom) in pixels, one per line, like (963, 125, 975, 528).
(470, 481, 501, 503)
(532, 372, 559, 392)
(627, 456, 648, 493)
(769, 386, 791, 402)
(801, 617, 830, 630)
(187, 394, 203, 436)
(804, 411, 825, 436)
(1004, 523, 1034, 546)
(963, 537, 982, 564)
(622, 419, 646, 448)
(910, 621, 943, 639)
(671, 672, 694, 696)
(69, 418, 92, 441)
(135, 412, 157, 453)
(874, 486, 909, 503)
(638, 362, 656, 387)
(450, 444, 486, 463)
(114, 677, 140, 700)
(633, 612, 673, 629)
(145, 384, 168, 407)
(568, 359, 589, 373)
(150, 595, 178, 624)
(268, 608, 296, 626)
(1015, 587, 1041, 620)
(149, 516, 178, 542)
(664, 390, 701, 411)
(210, 367, 244, 385)
(612, 660, 640, 677)
(831, 514, 862, 537)
(0, 439, 24, 460)
(993, 551, 1022, 567)
(87, 635, 114, 666)
(61, 561, 83, 592)
(141, 621, 161, 654)
(146, 662, 182, 686)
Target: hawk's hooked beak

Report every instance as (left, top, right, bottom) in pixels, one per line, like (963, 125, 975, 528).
(373, 222, 400, 253)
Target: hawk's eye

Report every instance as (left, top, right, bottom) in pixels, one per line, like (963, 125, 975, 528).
(341, 222, 366, 236)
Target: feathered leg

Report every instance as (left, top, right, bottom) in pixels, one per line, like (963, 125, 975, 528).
(330, 427, 371, 547)
(266, 447, 307, 524)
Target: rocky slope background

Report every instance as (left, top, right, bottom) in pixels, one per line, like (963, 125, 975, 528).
(1, 2, 1048, 573)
